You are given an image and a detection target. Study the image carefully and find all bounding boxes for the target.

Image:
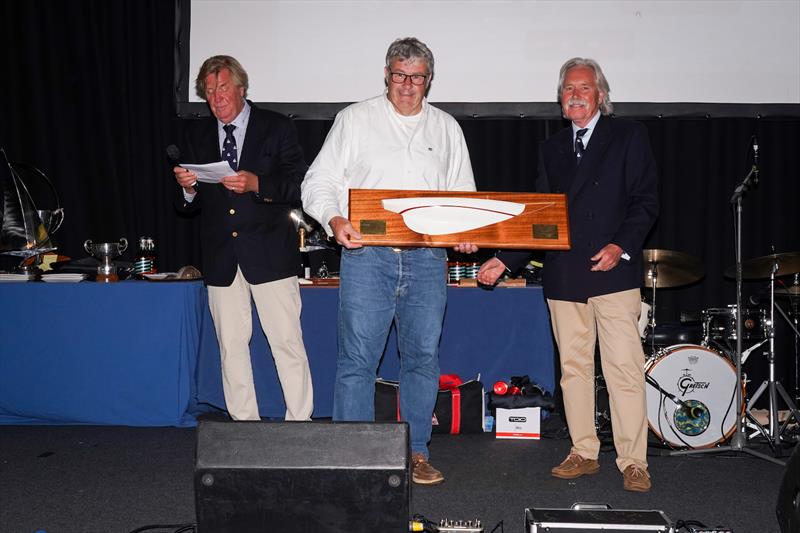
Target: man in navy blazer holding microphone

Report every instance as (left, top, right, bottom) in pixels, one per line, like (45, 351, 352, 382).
(479, 57, 659, 492)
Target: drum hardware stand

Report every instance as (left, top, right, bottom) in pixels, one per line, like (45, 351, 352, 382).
(770, 273, 800, 403)
(771, 299, 800, 340)
(641, 248, 704, 358)
(671, 150, 786, 465)
(642, 263, 662, 360)
(744, 408, 774, 442)
(593, 373, 612, 435)
(745, 263, 800, 446)
(740, 338, 768, 365)
(593, 347, 612, 438)
(789, 273, 800, 403)
(645, 266, 660, 358)
(733, 343, 776, 441)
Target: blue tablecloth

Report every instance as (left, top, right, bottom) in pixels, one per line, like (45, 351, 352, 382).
(0, 281, 554, 424)
(0, 280, 208, 426)
(197, 286, 555, 418)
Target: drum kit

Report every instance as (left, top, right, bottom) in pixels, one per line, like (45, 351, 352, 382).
(639, 248, 800, 460)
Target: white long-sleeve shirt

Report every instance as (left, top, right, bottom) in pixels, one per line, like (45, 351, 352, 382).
(301, 93, 476, 233)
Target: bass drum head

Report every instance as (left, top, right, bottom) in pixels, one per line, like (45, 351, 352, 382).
(645, 344, 741, 448)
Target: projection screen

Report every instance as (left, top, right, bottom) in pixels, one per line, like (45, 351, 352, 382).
(176, 0, 800, 118)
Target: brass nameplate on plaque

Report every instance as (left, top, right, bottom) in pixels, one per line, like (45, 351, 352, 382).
(360, 220, 387, 235)
(348, 189, 570, 250)
(533, 224, 558, 239)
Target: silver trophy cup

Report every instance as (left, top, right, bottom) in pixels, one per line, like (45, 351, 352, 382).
(84, 238, 128, 282)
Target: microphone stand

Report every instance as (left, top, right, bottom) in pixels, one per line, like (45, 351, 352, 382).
(670, 158, 785, 465)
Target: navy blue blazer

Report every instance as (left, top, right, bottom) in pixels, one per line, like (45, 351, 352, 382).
(500, 115, 659, 302)
(176, 103, 307, 287)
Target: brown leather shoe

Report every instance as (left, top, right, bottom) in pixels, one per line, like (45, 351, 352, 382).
(412, 453, 444, 485)
(551, 453, 600, 479)
(622, 465, 652, 492)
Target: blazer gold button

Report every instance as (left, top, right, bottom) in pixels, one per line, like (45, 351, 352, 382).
(229, 209, 236, 215)
(232, 231, 238, 238)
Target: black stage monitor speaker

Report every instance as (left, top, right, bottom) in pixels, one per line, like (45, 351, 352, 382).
(195, 421, 410, 533)
(777, 443, 800, 533)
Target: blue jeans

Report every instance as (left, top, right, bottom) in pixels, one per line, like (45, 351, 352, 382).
(334, 246, 447, 457)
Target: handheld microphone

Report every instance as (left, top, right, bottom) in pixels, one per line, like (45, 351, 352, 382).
(290, 209, 314, 233)
(166, 144, 181, 166)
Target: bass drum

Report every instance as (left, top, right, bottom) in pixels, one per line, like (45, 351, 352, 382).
(645, 344, 743, 449)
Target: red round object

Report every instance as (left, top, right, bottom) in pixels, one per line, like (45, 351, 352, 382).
(509, 386, 521, 395)
(493, 381, 509, 395)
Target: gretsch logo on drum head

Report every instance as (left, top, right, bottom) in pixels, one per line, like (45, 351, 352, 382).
(688, 355, 699, 364)
(647, 344, 740, 448)
(678, 368, 711, 396)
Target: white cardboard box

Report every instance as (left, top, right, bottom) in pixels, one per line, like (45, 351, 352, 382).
(495, 407, 541, 439)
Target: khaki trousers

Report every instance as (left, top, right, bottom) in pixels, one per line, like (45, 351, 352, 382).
(547, 288, 648, 472)
(208, 268, 313, 421)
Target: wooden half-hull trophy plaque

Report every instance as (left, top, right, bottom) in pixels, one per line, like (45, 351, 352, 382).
(348, 189, 570, 250)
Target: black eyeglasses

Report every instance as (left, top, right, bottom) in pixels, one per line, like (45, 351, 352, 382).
(389, 72, 428, 86)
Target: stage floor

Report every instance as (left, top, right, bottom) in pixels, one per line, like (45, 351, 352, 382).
(0, 417, 790, 533)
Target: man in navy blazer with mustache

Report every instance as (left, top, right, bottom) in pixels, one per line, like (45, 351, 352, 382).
(479, 57, 658, 492)
(173, 55, 313, 423)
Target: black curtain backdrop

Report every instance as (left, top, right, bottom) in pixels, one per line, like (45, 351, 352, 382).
(1, 0, 200, 272)
(2, 2, 799, 382)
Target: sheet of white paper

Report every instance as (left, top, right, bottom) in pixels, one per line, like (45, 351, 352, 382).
(180, 161, 235, 184)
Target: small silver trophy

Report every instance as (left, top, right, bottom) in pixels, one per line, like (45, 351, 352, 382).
(84, 238, 128, 282)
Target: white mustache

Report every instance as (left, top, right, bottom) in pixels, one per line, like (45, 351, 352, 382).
(567, 97, 588, 107)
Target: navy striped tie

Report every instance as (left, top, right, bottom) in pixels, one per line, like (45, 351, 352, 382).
(222, 124, 238, 171)
(574, 128, 588, 166)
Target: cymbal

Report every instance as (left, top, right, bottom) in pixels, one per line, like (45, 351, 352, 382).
(777, 285, 800, 297)
(724, 252, 800, 280)
(642, 249, 704, 288)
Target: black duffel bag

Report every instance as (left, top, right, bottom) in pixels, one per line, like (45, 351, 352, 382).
(375, 377, 485, 434)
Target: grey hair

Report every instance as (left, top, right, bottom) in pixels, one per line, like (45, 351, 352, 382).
(385, 37, 434, 81)
(557, 57, 613, 115)
(195, 55, 249, 100)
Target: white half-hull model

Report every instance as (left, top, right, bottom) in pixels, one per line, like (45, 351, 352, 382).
(381, 197, 525, 235)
